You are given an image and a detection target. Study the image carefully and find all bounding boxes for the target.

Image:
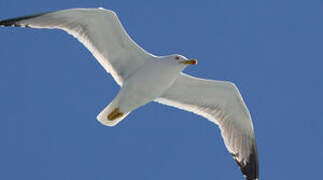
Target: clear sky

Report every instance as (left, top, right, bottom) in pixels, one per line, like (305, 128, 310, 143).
(0, 0, 322, 179)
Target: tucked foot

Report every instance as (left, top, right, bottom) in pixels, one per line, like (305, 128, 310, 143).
(107, 107, 124, 121)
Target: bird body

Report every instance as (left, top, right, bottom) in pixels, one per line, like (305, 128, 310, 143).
(0, 8, 258, 180)
(119, 57, 187, 112)
(98, 55, 193, 126)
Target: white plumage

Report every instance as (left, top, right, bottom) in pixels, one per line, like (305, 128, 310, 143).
(0, 8, 258, 180)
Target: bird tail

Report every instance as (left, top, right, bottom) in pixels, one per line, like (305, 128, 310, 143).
(97, 98, 130, 127)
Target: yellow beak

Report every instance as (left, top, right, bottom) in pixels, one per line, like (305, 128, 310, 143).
(181, 59, 198, 65)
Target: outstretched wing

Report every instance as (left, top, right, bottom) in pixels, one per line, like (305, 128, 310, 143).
(0, 8, 152, 85)
(155, 73, 258, 180)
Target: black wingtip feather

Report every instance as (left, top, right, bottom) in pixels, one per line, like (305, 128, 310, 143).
(234, 142, 259, 180)
(0, 13, 47, 27)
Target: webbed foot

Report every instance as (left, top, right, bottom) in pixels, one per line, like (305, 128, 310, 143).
(107, 107, 124, 121)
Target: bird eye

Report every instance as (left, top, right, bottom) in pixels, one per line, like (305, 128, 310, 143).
(175, 56, 180, 60)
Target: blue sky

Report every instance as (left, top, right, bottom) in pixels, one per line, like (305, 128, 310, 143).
(0, 0, 322, 179)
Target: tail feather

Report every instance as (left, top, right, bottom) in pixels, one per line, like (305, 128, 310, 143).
(97, 99, 129, 126)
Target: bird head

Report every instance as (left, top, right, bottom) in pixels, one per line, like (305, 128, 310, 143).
(170, 54, 198, 65)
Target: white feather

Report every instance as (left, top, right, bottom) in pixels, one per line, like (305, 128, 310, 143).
(156, 73, 256, 164)
(13, 8, 152, 86)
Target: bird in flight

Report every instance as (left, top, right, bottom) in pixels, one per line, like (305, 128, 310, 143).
(0, 8, 258, 180)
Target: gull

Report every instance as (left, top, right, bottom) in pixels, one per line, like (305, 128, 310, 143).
(0, 8, 259, 180)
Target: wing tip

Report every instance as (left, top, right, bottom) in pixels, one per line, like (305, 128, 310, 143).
(0, 13, 47, 28)
(233, 142, 259, 180)
(0, 18, 21, 27)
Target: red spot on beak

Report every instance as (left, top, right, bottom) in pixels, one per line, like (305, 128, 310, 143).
(192, 60, 197, 65)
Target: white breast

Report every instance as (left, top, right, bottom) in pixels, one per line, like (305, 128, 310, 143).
(118, 60, 184, 113)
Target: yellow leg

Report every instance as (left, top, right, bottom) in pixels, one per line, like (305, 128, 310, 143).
(107, 108, 124, 121)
